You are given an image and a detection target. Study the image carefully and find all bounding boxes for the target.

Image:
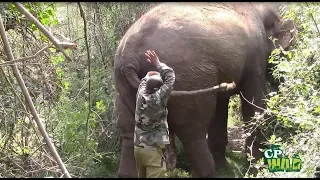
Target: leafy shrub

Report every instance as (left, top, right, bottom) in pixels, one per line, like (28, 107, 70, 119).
(248, 2, 320, 178)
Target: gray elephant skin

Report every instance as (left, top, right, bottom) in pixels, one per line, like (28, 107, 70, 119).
(113, 2, 295, 178)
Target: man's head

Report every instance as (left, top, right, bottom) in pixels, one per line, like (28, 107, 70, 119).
(145, 71, 163, 94)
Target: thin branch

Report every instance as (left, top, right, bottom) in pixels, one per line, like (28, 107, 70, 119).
(0, 45, 52, 66)
(0, 67, 27, 113)
(248, 113, 275, 135)
(240, 91, 268, 112)
(0, 14, 71, 178)
(0, 66, 35, 151)
(13, 3, 76, 61)
(305, 2, 320, 36)
(245, 136, 257, 177)
(0, 40, 77, 67)
(78, 2, 92, 162)
(71, 79, 89, 103)
(0, 67, 43, 148)
(70, 37, 85, 43)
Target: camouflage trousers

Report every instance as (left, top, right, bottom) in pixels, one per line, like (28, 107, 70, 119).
(134, 145, 166, 178)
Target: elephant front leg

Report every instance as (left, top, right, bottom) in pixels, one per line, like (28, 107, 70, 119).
(240, 76, 266, 176)
(208, 97, 230, 170)
(241, 101, 264, 176)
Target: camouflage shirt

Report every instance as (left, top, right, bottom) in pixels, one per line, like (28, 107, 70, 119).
(134, 62, 175, 147)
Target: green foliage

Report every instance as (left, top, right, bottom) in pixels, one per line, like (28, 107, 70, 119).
(4, 2, 320, 179)
(216, 151, 246, 178)
(50, 54, 65, 66)
(166, 168, 190, 178)
(1, 2, 148, 178)
(6, 3, 59, 43)
(86, 152, 119, 178)
(35, 2, 152, 177)
(228, 95, 243, 128)
(9, 2, 59, 27)
(251, 2, 320, 178)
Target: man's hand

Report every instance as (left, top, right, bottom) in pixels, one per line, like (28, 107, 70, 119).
(145, 50, 160, 66)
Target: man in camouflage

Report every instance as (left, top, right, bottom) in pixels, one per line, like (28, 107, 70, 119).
(134, 50, 173, 178)
(134, 50, 237, 178)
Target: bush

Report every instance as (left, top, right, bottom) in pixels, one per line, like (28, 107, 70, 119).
(248, 2, 320, 178)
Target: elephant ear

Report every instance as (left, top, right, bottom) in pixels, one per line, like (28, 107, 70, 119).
(273, 19, 297, 50)
(257, 2, 297, 51)
(271, 3, 297, 50)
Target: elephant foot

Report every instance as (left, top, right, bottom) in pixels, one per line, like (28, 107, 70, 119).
(165, 133, 177, 170)
(117, 138, 138, 178)
(241, 128, 264, 177)
(211, 149, 227, 170)
(314, 164, 320, 178)
(202, 169, 216, 178)
(242, 146, 263, 177)
(165, 154, 177, 171)
(118, 174, 137, 178)
(181, 139, 216, 178)
(191, 167, 216, 178)
(191, 168, 198, 178)
(241, 153, 262, 177)
(243, 164, 259, 177)
(214, 157, 227, 171)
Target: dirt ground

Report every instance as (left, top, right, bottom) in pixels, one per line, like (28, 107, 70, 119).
(215, 127, 247, 178)
(227, 127, 245, 153)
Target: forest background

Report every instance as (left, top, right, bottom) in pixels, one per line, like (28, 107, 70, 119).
(0, 2, 320, 178)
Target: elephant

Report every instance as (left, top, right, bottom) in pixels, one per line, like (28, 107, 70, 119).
(113, 2, 295, 178)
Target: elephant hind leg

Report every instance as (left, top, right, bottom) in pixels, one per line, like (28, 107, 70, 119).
(115, 95, 137, 178)
(208, 97, 230, 170)
(180, 138, 216, 178)
(167, 90, 218, 178)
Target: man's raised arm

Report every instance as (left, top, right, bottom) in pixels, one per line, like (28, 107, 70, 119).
(144, 50, 175, 102)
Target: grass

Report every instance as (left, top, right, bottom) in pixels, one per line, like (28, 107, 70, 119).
(216, 151, 246, 178)
(166, 150, 246, 178)
(227, 95, 243, 128)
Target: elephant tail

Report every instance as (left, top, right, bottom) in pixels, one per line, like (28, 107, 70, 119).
(170, 81, 236, 97)
(214, 81, 237, 92)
